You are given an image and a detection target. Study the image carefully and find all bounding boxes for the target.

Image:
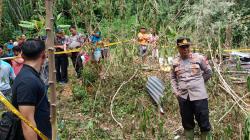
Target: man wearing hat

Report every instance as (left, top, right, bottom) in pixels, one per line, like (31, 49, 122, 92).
(55, 29, 68, 83)
(170, 37, 212, 139)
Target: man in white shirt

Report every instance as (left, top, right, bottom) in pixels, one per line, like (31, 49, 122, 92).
(67, 25, 84, 78)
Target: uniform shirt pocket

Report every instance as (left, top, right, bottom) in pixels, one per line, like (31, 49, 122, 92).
(174, 66, 185, 77)
(191, 63, 201, 76)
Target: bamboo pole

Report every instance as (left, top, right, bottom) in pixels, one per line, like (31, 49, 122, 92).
(45, 0, 57, 140)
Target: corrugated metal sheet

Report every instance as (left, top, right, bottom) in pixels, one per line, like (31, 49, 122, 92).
(146, 76, 165, 105)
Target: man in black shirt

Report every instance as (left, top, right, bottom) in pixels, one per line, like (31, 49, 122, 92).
(12, 39, 51, 140)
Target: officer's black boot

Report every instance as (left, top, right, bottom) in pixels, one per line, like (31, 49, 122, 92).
(201, 131, 212, 140)
(184, 129, 194, 140)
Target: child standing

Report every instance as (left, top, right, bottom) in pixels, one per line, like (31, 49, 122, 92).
(138, 27, 150, 64)
(90, 30, 102, 62)
(149, 30, 159, 61)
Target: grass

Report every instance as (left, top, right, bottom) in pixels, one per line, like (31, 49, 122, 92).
(56, 45, 249, 139)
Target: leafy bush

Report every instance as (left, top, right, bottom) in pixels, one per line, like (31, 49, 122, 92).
(72, 84, 88, 100)
(81, 63, 98, 86)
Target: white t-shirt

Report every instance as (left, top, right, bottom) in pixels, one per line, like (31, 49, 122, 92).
(67, 34, 84, 49)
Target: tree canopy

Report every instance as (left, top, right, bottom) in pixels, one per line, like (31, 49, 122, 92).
(0, 0, 249, 48)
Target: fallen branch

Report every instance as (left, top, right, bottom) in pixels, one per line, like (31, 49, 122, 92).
(218, 92, 249, 123)
(207, 41, 248, 116)
(110, 69, 138, 128)
(224, 71, 250, 74)
(172, 126, 182, 134)
(216, 63, 248, 114)
(232, 81, 247, 84)
(92, 62, 111, 114)
(91, 81, 101, 114)
(229, 77, 245, 81)
(140, 68, 159, 71)
(220, 74, 248, 107)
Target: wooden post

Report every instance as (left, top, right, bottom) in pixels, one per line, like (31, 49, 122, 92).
(45, 0, 57, 140)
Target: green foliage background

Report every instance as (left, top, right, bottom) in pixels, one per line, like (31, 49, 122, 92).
(0, 0, 249, 48)
(0, 0, 249, 139)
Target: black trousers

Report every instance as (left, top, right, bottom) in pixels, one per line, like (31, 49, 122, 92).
(70, 52, 83, 78)
(178, 96, 211, 132)
(55, 54, 68, 82)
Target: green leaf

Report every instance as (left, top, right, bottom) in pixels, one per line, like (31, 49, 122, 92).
(18, 24, 35, 29)
(57, 13, 63, 21)
(19, 20, 34, 25)
(38, 15, 45, 23)
(86, 120, 94, 129)
(36, 21, 45, 29)
(57, 25, 71, 29)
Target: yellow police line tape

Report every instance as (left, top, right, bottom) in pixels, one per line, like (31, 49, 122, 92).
(0, 93, 48, 140)
(192, 48, 250, 52)
(53, 40, 131, 55)
(0, 40, 131, 59)
(0, 56, 19, 60)
(1, 41, 249, 60)
(223, 48, 250, 52)
(54, 48, 81, 55)
(104, 40, 131, 47)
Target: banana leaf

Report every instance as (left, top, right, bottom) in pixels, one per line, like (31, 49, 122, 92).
(57, 25, 71, 29)
(18, 24, 35, 29)
(19, 20, 34, 25)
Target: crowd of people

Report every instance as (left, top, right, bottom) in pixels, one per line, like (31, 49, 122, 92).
(0, 26, 160, 85)
(0, 25, 106, 84)
(0, 25, 107, 140)
(0, 25, 212, 140)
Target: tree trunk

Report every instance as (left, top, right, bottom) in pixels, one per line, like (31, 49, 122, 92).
(45, 0, 57, 140)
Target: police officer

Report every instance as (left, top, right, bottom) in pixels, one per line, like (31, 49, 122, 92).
(55, 29, 68, 83)
(170, 37, 212, 140)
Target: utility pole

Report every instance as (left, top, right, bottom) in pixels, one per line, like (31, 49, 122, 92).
(45, 0, 57, 140)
